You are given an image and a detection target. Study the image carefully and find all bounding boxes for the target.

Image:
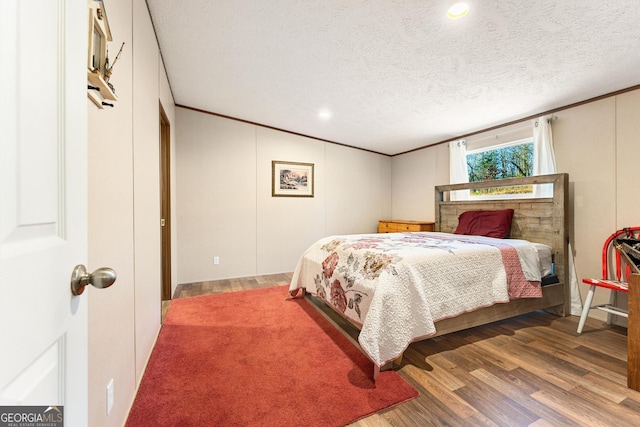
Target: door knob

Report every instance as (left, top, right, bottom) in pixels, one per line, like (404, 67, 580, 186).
(70, 265, 117, 296)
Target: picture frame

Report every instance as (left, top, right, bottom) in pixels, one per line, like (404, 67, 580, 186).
(272, 161, 314, 197)
(87, 0, 118, 108)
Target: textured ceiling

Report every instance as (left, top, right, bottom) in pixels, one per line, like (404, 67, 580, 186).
(146, 0, 640, 155)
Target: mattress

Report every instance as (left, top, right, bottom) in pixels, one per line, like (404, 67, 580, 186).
(532, 242, 553, 277)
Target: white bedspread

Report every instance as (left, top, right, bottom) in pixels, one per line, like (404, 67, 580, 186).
(289, 232, 543, 367)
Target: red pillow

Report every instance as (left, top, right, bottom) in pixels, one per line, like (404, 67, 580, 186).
(454, 209, 514, 239)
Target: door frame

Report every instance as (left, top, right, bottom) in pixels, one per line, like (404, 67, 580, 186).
(159, 102, 172, 302)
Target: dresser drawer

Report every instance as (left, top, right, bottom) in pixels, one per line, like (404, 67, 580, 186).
(378, 222, 397, 233)
(399, 223, 427, 232)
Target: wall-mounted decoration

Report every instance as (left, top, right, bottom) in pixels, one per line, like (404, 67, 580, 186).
(87, 0, 123, 109)
(272, 161, 314, 197)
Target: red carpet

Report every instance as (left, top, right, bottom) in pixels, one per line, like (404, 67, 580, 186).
(125, 285, 418, 426)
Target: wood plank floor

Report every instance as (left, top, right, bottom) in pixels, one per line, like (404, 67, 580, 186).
(173, 273, 640, 426)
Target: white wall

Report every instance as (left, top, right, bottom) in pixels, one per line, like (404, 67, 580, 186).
(325, 143, 392, 235)
(616, 91, 640, 227)
(255, 127, 327, 275)
(87, 0, 135, 425)
(391, 144, 448, 221)
(132, 0, 162, 383)
(175, 108, 392, 284)
(390, 88, 640, 323)
(176, 111, 258, 279)
(87, 1, 175, 426)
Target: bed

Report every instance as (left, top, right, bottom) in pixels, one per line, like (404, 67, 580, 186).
(289, 173, 570, 377)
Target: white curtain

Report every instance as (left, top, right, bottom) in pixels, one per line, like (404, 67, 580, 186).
(567, 247, 582, 316)
(449, 139, 469, 200)
(532, 115, 557, 198)
(532, 115, 582, 315)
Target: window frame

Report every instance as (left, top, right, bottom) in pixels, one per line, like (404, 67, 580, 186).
(465, 136, 535, 200)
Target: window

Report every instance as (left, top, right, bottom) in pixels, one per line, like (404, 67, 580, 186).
(466, 138, 533, 197)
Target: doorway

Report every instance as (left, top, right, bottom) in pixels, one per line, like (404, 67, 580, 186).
(160, 103, 172, 304)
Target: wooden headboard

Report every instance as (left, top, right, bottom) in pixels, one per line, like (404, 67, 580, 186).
(435, 173, 569, 314)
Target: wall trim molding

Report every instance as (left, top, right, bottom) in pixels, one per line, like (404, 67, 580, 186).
(176, 83, 640, 158)
(175, 105, 387, 156)
(395, 84, 640, 156)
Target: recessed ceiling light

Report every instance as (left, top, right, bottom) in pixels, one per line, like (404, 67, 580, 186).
(447, 2, 470, 19)
(318, 109, 332, 121)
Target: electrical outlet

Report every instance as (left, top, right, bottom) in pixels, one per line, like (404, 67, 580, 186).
(106, 379, 114, 415)
(214, 256, 220, 265)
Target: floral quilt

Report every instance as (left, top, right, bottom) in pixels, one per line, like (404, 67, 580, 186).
(289, 232, 543, 368)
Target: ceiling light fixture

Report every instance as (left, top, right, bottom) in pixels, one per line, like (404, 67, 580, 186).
(447, 2, 470, 19)
(318, 109, 332, 121)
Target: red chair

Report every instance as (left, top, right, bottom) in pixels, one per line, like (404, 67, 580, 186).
(577, 227, 640, 334)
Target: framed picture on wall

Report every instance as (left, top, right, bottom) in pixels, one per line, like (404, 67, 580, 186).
(272, 161, 314, 197)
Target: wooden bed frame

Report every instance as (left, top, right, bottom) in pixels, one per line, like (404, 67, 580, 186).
(306, 173, 570, 375)
(431, 172, 570, 338)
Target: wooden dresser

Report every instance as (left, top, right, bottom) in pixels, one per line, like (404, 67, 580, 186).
(378, 220, 435, 233)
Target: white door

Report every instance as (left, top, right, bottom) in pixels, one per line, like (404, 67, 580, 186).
(0, 1, 89, 426)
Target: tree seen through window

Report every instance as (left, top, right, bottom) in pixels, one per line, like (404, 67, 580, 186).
(466, 140, 533, 196)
